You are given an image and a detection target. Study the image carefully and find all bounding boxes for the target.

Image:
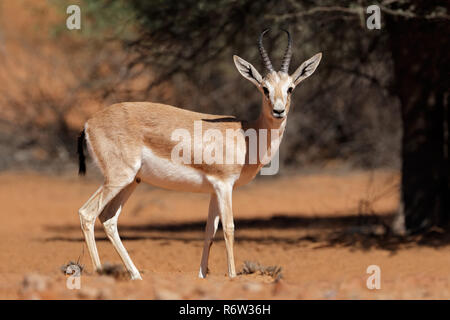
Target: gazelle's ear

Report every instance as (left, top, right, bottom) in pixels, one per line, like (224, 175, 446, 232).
(233, 55, 263, 87)
(291, 53, 322, 86)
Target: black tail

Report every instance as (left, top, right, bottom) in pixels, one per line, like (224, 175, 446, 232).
(77, 129, 86, 176)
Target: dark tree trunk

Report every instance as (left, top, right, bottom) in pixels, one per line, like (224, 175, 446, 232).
(387, 4, 450, 232)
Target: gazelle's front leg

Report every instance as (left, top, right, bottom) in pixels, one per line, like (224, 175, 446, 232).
(199, 194, 220, 278)
(214, 183, 236, 278)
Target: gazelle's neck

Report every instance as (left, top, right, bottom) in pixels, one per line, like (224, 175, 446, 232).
(248, 98, 287, 132)
(245, 98, 287, 168)
(234, 100, 287, 186)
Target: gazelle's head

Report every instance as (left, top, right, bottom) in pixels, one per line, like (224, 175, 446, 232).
(234, 29, 322, 121)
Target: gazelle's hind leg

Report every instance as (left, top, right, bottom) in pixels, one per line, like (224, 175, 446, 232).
(78, 184, 127, 272)
(79, 122, 142, 276)
(199, 194, 220, 278)
(99, 179, 141, 280)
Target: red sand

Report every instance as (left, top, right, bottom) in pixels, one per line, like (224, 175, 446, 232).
(1, 170, 449, 299)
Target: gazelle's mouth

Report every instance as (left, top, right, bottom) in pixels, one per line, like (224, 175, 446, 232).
(272, 110, 286, 119)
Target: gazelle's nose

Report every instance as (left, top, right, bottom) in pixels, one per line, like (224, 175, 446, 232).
(272, 100, 286, 118)
(273, 109, 284, 115)
(272, 108, 286, 119)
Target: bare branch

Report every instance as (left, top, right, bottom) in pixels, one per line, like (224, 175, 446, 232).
(267, 3, 449, 22)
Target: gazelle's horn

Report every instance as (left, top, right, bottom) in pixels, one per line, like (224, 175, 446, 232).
(280, 29, 292, 73)
(258, 28, 274, 73)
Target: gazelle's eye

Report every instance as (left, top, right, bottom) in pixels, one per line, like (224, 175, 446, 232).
(262, 87, 269, 96)
(287, 87, 293, 94)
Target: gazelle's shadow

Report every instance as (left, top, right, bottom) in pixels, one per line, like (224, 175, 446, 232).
(43, 212, 450, 252)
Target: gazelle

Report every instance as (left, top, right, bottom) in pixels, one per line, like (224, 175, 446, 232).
(77, 29, 321, 280)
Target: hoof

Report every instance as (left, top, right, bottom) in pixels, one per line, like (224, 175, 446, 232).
(130, 273, 143, 280)
(199, 266, 211, 279)
(198, 269, 207, 279)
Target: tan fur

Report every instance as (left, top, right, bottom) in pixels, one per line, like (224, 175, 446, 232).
(85, 101, 285, 188)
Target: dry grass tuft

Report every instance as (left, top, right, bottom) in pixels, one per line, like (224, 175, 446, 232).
(60, 261, 84, 276)
(238, 261, 283, 281)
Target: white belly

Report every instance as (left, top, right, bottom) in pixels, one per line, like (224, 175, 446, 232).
(138, 147, 213, 193)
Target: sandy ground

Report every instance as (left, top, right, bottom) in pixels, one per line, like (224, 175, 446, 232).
(0, 169, 449, 300)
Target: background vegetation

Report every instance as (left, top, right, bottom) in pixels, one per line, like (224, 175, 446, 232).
(0, 0, 448, 232)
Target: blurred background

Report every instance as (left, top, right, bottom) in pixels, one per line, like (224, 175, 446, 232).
(0, 0, 449, 299)
(0, 0, 403, 172)
(1, 0, 447, 232)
